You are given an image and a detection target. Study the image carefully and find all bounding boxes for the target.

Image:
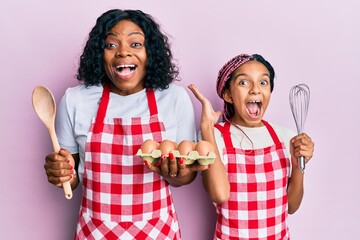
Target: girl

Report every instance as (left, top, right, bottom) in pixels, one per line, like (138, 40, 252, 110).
(189, 54, 314, 239)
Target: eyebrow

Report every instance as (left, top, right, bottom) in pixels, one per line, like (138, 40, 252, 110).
(234, 73, 270, 79)
(106, 31, 145, 37)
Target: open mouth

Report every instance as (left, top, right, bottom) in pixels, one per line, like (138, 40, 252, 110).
(246, 100, 262, 117)
(116, 64, 136, 76)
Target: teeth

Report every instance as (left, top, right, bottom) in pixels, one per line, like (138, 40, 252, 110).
(249, 100, 261, 103)
(117, 64, 135, 68)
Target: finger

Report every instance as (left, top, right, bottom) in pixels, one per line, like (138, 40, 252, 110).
(45, 166, 72, 178)
(45, 152, 65, 163)
(48, 174, 72, 186)
(292, 137, 308, 151)
(144, 160, 162, 175)
(292, 135, 314, 155)
(292, 133, 312, 145)
(59, 148, 76, 168)
(188, 84, 206, 103)
(188, 163, 210, 172)
(59, 148, 72, 156)
(177, 158, 188, 178)
(160, 155, 169, 176)
(299, 146, 314, 161)
(45, 152, 74, 172)
(293, 143, 313, 160)
(44, 157, 72, 171)
(215, 111, 222, 120)
(168, 152, 178, 177)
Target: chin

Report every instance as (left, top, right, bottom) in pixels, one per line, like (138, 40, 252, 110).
(244, 117, 264, 128)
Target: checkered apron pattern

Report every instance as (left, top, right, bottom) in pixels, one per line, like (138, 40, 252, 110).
(75, 84, 181, 240)
(214, 120, 290, 240)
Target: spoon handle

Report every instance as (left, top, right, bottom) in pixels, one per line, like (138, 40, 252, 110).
(49, 127, 73, 199)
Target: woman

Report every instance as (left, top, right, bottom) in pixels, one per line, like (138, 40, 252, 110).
(44, 9, 207, 239)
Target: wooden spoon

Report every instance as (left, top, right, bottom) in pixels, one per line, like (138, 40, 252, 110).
(32, 86, 73, 199)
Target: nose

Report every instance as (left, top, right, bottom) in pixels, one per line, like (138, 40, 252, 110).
(116, 45, 132, 57)
(249, 83, 260, 94)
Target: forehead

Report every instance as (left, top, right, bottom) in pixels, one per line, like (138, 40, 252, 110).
(108, 19, 144, 36)
(233, 61, 269, 76)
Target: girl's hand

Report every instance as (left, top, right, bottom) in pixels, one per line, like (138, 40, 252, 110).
(188, 84, 222, 126)
(290, 133, 315, 167)
(44, 148, 75, 187)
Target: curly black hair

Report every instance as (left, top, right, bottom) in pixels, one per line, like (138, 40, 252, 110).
(76, 9, 179, 90)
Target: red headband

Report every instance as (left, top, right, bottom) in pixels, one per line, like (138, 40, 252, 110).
(216, 54, 253, 97)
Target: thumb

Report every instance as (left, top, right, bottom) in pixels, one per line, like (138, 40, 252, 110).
(188, 84, 204, 102)
(59, 148, 75, 167)
(215, 111, 222, 120)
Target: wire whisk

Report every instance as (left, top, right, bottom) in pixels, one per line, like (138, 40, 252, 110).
(289, 83, 310, 172)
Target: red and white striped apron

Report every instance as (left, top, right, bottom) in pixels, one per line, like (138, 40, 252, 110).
(214, 120, 290, 240)
(76, 84, 181, 240)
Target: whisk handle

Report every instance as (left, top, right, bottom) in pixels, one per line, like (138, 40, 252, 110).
(299, 156, 305, 173)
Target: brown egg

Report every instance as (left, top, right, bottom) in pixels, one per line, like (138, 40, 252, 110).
(141, 139, 160, 154)
(159, 140, 178, 154)
(195, 140, 214, 156)
(178, 140, 196, 155)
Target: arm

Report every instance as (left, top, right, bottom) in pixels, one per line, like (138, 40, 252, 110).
(167, 86, 198, 186)
(145, 86, 206, 187)
(188, 84, 230, 203)
(287, 133, 314, 214)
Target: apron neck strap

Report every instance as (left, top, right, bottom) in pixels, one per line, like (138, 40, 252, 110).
(93, 84, 158, 133)
(215, 121, 234, 148)
(216, 120, 281, 148)
(146, 88, 158, 116)
(261, 120, 281, 146)
(93, 84, 110, 133)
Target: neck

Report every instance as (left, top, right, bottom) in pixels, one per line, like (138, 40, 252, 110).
(231, 117, 264, 128)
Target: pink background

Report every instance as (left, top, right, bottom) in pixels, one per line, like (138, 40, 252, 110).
(1, 0, 359, 239)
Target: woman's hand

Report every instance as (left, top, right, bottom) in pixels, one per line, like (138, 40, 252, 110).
(144, 153, 210, 187)
(44, 148, 77, 188)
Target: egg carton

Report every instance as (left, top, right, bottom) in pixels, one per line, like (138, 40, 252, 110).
(136, 149, 216, 165)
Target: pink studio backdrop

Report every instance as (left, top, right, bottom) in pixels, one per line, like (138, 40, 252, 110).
(1, 1, 359, 239)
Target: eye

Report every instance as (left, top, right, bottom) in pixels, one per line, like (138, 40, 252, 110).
(104, 42, 117, 49)
(260, 80, 269, 85)
(131, 42, 143, 48)
(239, 80, 249, 86)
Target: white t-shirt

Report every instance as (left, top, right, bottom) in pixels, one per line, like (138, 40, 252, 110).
(56, 83, 197, 181)
(214, 122, 296, 164)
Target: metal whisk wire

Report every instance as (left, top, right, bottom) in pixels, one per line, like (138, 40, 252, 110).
(289, 83, 310, 172)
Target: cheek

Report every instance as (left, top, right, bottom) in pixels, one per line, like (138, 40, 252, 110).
(103, 57, 112, 75)
(103, 51, 111, 65)
(138, 54, 147, 74)
(262, 93, 271, 108)
(233, 97, 247, 112)
(142, 53, 147, 63)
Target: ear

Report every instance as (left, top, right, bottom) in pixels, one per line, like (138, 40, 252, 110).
(223, 90, 233, 104)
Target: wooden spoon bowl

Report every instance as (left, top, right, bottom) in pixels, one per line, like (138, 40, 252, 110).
(32, 86, 73, 199)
